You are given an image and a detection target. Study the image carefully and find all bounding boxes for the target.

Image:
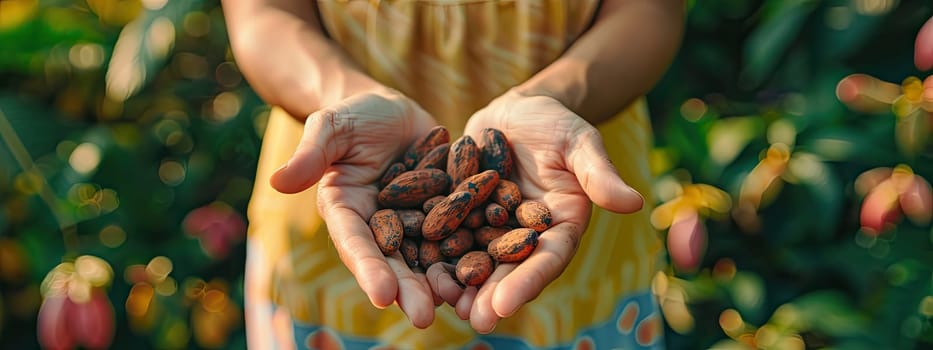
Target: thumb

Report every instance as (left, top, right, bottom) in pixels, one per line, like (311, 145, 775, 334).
(916, 16, 933, 71)
(566, 127, 644, 214)
(269, 109, 347, 194)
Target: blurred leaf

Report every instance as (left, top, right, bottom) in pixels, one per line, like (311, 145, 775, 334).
(741, 0, 818, 88)
(798, 126, 899, 163)
(814, 5, 886, 60)
(792, 291, 869, 337)
(105, 0, 204, 101)
(0, 6, 106, 73)
(730, 272, 766, 321)
(706, 116, 765, 169)
(895, 109, 931, 157)
(0, 95, 82, 172)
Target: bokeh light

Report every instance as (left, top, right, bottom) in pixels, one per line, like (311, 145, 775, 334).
(712, 258, 737, 283)
(174, 52, 209, 79)
(75, 255, 114, 288)
(99, 224, 127, 248)
(158, 160, 186, 186)
(155, 277, 178, 297)
(145, 256, 173, 283)
(68, 43, 105, 70)
(211, 91, 242, 121)
(679, 98, 707, 122)
(126, 283, 155, 321)
(183, 11, 211, 37)
(854, 0, 899, 15)
(141, 0, 168, 11)
(215, 62, 241, 88)
(719, 309, 745, 336)
(920, 296, 933, 317)
(825, 6, 852, 30)
(68, 142, 102, 175)
(147, 17, 176, 59)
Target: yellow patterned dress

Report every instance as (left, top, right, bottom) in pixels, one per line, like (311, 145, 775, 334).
(245, 1, 664, 349)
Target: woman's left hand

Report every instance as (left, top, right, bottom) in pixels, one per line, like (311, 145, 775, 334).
(426, 90, 645, 333)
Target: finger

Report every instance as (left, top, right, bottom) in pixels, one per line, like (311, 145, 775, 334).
(470, 264, 516, 333)
(387, 255, 435, 328)
(426, 263, 465, 307)
(916, 16, 933, 71)
(319, 205, 398, 309)
(270, 109, 348, 194)
(424, 273, 445, 307)
(566, 128, 644, 213)
(835, 74, 901, 113)
(491, 222, 583, 318)
(455, 286, 478, 320)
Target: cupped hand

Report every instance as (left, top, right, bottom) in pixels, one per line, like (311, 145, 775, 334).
(269, 90, 439, 328)
(427, 89, 645, 333)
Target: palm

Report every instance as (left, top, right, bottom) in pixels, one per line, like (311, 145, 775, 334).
(429, 92, 643, 333)
(270, 91, 440, 328)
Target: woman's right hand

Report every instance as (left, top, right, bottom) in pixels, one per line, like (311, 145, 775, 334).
(269, 89, 440, 328)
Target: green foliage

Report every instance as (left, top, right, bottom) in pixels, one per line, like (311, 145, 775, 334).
(649, 1, 933, 349)
(0, 0, 931, 349)
(1, 1, 257, 348)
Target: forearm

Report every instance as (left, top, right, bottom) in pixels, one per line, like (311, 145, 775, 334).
(221, 0, 386, 119)
(514, 0, 684, 124)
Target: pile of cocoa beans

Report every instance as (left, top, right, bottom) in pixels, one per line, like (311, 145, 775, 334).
(369, 126, 552, 287)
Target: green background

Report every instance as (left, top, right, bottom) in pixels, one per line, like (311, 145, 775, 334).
(0, 0, 931, 349)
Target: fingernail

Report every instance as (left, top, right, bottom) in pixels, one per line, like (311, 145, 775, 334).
(275, 161, 290, 172)
(499, 305, 519, 318)
(629, 187, 645, 201)
(370, 297, 390, 310)
(480, 323, 497, 334)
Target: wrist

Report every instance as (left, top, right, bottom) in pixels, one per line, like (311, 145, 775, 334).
(512, 60, 588, 115)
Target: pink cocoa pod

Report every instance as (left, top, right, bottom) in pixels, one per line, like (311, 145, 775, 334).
(666, 211, 706, 272)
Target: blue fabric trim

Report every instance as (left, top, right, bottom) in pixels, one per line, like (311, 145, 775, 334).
(292, 289, 664, 350)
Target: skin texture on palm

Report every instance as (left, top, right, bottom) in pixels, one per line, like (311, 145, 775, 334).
(268, 91, 440, 328)
(427, 91, 645, 333)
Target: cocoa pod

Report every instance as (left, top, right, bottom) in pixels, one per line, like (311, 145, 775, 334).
(422, 191, 474, 241)
(462, 207, 486, 229)
(492, 180, 522, 211)
(397, 210, 426, 238)
(415, 143, 450, 170)
(515, 201, 553, 232)
(403, 126, 450, 169)
(667, 211, 706, 272)
(422, 195, 445, 214)
(485, 202, 509, 227)
(456, 251, 493, 286)
(453, 169, 500, 209)
(447, 135, 479, 188)
(440, 228, 475, 258)
(479, 128, 514, 178)
(72, 289, 115, 350)
(378, 169, 451, 208)
(401, 239, 420, 268)
(487, 228, 538, 263)
(369, 209, 403, 256)
(419, 240, 443, 268)
(38, 295, 77, 350)
(474, 226, 510, 247)
(379, 162, 407, 189)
